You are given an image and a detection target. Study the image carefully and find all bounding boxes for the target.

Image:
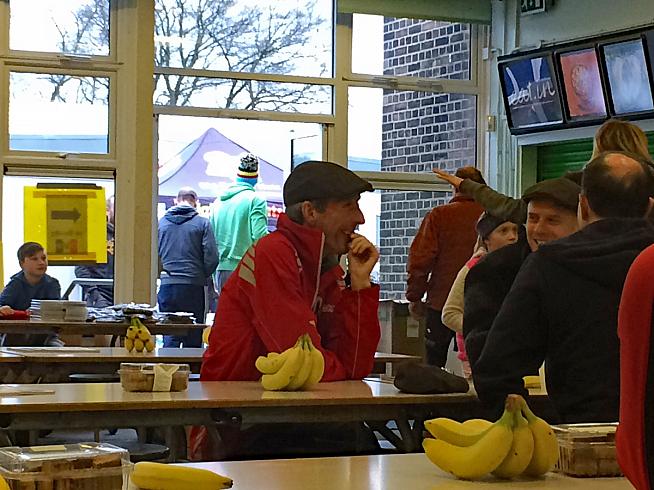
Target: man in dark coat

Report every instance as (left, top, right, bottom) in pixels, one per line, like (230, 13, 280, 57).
(473, 152, 654, 423)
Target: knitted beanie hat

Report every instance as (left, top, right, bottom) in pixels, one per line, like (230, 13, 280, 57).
(476, 212, 508, 240)
(237, 154, 259, 184)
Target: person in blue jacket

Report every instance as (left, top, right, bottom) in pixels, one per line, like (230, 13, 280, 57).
(0, 242, 61, 346)
(158, 187, 219, 347)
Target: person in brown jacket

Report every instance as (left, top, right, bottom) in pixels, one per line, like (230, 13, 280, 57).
(406, 166, 486, 367)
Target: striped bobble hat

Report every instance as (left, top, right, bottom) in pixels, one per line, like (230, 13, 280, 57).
(237, 153, 259, 184)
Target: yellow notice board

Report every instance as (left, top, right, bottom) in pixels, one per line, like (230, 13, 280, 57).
(24, 186, 107, 265)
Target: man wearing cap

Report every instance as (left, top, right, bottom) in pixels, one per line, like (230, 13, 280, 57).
(158, 187, 219, 347)
(463, 176, 581, 370)
(474, 152, 654, 423)
(406, 166, 485, 368)
(209, 154, 269, 301)
(201, 160, 380, 382)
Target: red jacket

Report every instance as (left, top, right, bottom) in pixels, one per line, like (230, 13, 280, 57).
(406, 195, 483, 310)
(201, 213, 381, 381)
(617, 243, 654, 490)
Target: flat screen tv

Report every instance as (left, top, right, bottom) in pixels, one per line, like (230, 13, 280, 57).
(499, 53, 564, 132)
(601, 38, 654, 115)
(557, 47, 607, 121)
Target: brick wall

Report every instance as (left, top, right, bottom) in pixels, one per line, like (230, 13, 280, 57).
(380, 19, 477, 300)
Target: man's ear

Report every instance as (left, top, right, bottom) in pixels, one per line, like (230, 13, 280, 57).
(578, 193, 590, 224)
(646, 196, 654, 218)
(300, 201, 317, 225)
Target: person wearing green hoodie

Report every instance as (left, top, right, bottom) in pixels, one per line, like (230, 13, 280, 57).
(209, 154, 269, 300)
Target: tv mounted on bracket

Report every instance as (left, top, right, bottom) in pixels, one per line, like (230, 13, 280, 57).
(600, 37, 654, 116)
(556, 46, 608, 123)
(499, 52, 564, 134)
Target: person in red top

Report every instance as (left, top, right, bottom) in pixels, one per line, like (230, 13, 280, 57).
(202, 160, 380, 381)
(406, 166, 485, 367)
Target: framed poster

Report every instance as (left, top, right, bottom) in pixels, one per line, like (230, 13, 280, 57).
(601, 38, 654, 115)
(499, 53, 564, 132)
(558, 47, 607, 121)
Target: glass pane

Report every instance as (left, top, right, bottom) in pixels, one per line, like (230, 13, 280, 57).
(9, 72, 110, 154)
(348, 86, 476, 172)
(349, 86, 476, 300)
(2, 175, 114, 301)
(157, 115, 322, 228)
(10, 0, 110, 55)
(154, 0, 333, 78)
(154, 76, 332, 114)
(352, 14, 471, 80)
(359, 188, 452, 300)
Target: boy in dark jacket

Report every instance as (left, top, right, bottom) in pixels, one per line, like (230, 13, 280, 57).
(474, 152, 654, 423)
(0, 242, 61, 346)
(0, 242, 60, 313)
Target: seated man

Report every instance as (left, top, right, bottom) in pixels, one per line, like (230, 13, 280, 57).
(202, 160, 380, 381)
(0, 242, 61, 346)
(463, 177, 580, 368)
(474, 152, 654, 423)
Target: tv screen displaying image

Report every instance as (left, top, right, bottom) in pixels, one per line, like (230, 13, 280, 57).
(602, 39, 654, 115)
(559, 48, 607, 120)
(500, 54, 563, 130)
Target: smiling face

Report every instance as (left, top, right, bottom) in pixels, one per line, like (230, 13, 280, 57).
(483, 221, 519, 253)
(20, 250, 48, 280)
(526, 199, 579, 252)
(307, 197, 365, 256)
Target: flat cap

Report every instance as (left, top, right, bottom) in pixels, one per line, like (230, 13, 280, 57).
(522, 177, 580, 213)
(283, 160, 373, 206)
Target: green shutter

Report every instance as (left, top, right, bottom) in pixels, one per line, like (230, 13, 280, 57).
(337, 0, 491, 24)
(536, 133, 654, 181)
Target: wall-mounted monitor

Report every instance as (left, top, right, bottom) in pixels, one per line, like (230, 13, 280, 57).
(557, 47, 607, 121)
(499, 53, 564, 133)
(601, 38, 654, 116)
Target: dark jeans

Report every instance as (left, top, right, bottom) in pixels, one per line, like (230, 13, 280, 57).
(424, 308, 454, 368)
(158, 284, 205, 348)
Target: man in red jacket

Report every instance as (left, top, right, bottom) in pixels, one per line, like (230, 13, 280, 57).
(406, 166, 485, 367)
(194, 161, 380, 459)
(202, 160, 380, 381)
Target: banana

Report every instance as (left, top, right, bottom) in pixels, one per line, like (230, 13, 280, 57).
(517, 395, 559, 476)
(126, 326, 138, 340)
(145, 338, 155, 352)
(424, 417, 493, 446)
(202, 326, 212, 345)
(303, 335, 324, 388)
(261, 342, 304, 390)
(137, 326, 152, 341)
(422, 407, 514, 480)
(125, 337, 134, 352)
(287, 337, 312, 390)
(492, 406, 534, 478)
(255, 338, 302, 374)
(134, 339, 145, 352)
(130, 461, 232, 489)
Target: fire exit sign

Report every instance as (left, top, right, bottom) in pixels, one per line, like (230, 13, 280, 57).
(521, 0, 547, 15)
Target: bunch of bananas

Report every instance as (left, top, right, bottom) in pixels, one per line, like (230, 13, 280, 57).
(130, 461, 232, 489)
(423, 394, 559, 480)
(125, 317, 155, 353)
(255, 334, 325, 391)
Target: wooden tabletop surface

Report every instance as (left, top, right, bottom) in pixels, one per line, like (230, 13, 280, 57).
(182, 453, 629, 489)
(0, 320, 206, 335)
(0, 379, 481, 413)
(0, 347, 418, 365)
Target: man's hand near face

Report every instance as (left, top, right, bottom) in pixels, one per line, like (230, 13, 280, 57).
(347, 233, 379, 291)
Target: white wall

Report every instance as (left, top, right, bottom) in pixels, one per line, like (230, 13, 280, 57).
(487, 0, 654, 194)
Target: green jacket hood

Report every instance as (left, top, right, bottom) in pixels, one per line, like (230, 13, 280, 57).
(220, 182, 255, 201)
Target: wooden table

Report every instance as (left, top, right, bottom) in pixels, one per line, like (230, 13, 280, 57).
(0, 380, 549, 460)
(0, 320, 205, 337)
(183, 453, 630, 489)
(0, 348, 418, 382)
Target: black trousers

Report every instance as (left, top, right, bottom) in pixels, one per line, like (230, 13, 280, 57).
(424, 308, 454, 368)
